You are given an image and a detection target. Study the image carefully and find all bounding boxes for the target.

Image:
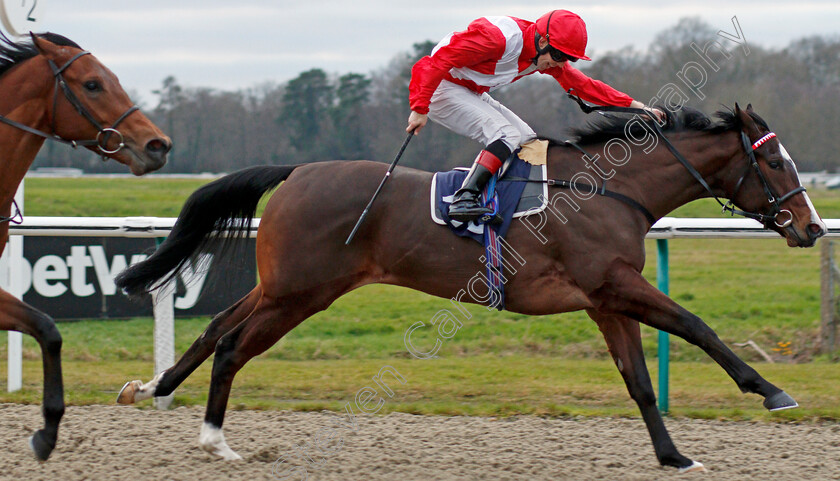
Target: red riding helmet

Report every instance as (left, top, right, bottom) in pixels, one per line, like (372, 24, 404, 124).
(534, 10, 591, 61)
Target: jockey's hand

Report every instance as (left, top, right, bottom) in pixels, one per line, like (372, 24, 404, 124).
(644, 106, 667, 124)
(630, 100, 667, 124)
(407, 111, 428, 135)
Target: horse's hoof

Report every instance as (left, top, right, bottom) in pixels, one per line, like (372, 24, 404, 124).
(199, 422, 243, 461)
(200, 444, 243, 461)
(117, 380, 142, 404)
(678, 460, 706, 473)
(29, 430, 54, 461)
(764, 391, 799, 411)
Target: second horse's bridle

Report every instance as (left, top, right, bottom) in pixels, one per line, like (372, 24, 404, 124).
(0, 50, 139, 155)
(0, 48, 141, 224)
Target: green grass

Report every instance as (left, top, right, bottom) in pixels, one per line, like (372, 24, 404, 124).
(1, 177, 838, 420)
(24, 177, 212, 217)
(23, 176, 277, 218)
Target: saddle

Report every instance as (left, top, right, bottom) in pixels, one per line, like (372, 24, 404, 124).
(431, 155, 548, 243)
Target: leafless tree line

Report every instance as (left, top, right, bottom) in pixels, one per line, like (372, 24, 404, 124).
(34, 18, 840, 174)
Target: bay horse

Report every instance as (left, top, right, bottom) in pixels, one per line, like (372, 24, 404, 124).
(0, 32, 171, 460)
(115, 104, 823, 472)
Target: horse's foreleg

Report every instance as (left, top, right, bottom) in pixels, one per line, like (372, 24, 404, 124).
(0, 290, 64, 460)
(597, 263, 795, 410)
(588, 309, 705, 472)
(118, 287, 261, 405)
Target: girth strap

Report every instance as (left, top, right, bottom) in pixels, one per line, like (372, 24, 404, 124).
(548, 178, 656, 225)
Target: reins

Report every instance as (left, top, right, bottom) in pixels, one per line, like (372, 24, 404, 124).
(565, 92, 806, 229)
(0, 200, 23, 225)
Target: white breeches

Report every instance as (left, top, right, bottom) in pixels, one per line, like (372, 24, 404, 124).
(428, 80, 537, 152)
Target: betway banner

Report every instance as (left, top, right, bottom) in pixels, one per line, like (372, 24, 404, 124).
(1, 237, 256, 320)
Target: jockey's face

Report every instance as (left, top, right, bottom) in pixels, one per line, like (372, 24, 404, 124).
(536, 37, 570, 70)
(536, 52, 566, 70)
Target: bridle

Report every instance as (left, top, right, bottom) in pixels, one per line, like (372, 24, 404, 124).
(0, 50, 139, 155)
(567, 92, 807, 229)
(0, 49, 140, 225)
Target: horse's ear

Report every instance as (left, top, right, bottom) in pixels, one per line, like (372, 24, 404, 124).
(29, 32, 46, 54)
(29, 32, 61, 57)
(734, 102, 758, 133)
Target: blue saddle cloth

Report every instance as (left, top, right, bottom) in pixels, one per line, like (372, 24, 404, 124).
(434, 156, 532, 244)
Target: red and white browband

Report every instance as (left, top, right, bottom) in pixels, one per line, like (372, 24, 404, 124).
(751, 132, 776, 150)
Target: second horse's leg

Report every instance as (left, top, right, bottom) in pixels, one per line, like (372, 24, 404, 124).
(0, 290, 65, 460)
(117, 287, 261, 404)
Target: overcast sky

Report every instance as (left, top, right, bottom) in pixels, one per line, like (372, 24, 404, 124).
(9, 1, 840, 106)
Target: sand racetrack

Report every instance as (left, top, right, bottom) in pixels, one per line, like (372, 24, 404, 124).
(0, 404, 838, 480)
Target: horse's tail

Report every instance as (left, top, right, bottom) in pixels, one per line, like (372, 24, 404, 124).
(115, 165, 300, 297)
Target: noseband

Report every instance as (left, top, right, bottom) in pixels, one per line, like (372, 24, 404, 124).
(0, 50, 139, 155)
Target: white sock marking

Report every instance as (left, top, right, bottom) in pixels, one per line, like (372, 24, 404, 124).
(133, 371, 165, 402)
(199, 422, 242, 460)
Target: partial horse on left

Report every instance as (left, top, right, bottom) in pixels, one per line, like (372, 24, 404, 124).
(0, 32, 171, 460)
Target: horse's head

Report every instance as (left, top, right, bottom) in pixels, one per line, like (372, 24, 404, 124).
(728, 103, 825, 247)
(31, 33, 171, 175)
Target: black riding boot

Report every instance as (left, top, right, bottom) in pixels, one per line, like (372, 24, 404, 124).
(448, 162, 496, 222)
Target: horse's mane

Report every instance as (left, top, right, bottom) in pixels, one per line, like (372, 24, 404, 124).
(0, 32, 82, 78)
(550, 105, 770, 147)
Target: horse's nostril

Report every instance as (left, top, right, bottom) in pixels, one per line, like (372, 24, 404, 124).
(145, 138, 171, 155)
(809, 223, 826, 238)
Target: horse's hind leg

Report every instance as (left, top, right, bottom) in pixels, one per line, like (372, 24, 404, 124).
(597, 263, 795, 410)
(198, 287, 340, 460)
(117, 286, 262, 404)
(0, 290, 64, 460)
(588, 309, 705, 473)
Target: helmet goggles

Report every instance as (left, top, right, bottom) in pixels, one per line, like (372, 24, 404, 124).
(547, 47, 578, 63)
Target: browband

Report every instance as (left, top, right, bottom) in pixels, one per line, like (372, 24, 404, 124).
(751, 132, 776, 151)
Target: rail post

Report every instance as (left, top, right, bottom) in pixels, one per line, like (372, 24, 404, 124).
(656, 238, 670, 414)
(6, 183, 23, 393)
(821, 239, 837, 355)
(152, 236, 175, 410)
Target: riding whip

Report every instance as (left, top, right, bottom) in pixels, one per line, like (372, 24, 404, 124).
(345, 131, 414, 245)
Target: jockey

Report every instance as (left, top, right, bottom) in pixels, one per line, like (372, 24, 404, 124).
(407, 9, 665, 222)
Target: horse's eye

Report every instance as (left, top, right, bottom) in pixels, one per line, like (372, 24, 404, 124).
(768, 161, 782, 170)
(83, 80, 102, 92)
